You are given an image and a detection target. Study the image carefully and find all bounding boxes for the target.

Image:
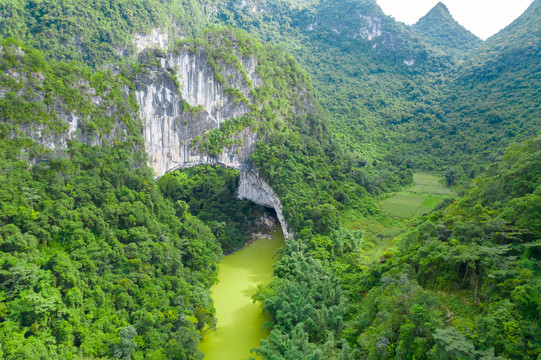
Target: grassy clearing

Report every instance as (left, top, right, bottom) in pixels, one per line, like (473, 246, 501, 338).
(344, 213, 408, 264)
(422, 195, 445, 208)
(410, 173, 453, 195)
(380, 172, 454, 219)
(380, 193, 426, 219)
(344, 173, 454, 265)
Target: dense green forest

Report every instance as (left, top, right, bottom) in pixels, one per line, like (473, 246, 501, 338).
(0, 0, 539, 359)
(212, 0, 540, 182)
(0, 138, 222, 359)
(157, 166, 269, 254)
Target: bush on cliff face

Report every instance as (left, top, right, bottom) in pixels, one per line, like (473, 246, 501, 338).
(168, 27, 400, 236)
(0, 28, 412, 358)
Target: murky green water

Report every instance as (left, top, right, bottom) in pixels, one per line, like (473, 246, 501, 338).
(198, 228, 285, 360)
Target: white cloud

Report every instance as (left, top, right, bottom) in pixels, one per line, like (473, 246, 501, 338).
(376, 0, 534, 40)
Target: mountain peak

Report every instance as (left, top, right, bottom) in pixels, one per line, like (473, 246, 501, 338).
(433, 2, 450, 14)
(421, 2, 455, 24)
(413, 2, 481, 57)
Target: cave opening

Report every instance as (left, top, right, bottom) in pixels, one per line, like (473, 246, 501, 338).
(156, 165, 281, 253)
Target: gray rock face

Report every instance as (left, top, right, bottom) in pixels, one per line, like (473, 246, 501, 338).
(5, 44, 292, 238)
(238, 171, 292, 238)
(6, 68, 130, 154)
(135, 49, 258, 177)
(134, 48, 292, 237)
(134, 28, 171, 54)
(18, 112, 128, 152)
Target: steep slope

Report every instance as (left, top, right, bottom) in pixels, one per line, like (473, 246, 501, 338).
(430, 0, 541, 183)
(0, 0, 455, 169)
(0, 40, 223, 359)
(216, 0, 538, 183)
(0, 29, 307, 356)
(456, 0, 540, 88)
(413, 2, 482, 58)
(0, 0, 221, 66)
(342, 135, 540, 359)
(1, 0, 540, 359)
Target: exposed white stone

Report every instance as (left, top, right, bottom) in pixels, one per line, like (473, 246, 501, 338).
(404, 59, 415, 66)
(14, 46, 24, 57)
(34, 72, 45, 83)
(307, 20, 319, 31)
(238, 170, 292, 238)
(7, 46, 293, 238)
(353, 14, 382, 41)
(134, 28, 170, 54)
(134, 48, 292, 237)
(135, 50, 260, 177)
(236, 0, 248, 8)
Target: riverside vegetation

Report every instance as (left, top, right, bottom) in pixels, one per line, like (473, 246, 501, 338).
(0, 0, 539, 359)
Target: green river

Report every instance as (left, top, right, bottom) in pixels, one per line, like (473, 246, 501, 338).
(198, 228, 285, 359)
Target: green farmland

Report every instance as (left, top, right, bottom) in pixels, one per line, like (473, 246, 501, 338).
(380, 173, 454, 219)
(347, 173, 455, 264)
(410, 173, 453, 195)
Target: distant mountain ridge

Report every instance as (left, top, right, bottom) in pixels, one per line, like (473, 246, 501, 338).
(440, 0, 541, 171)
(0, 0, 536, 177)
(413, 2, 481, 57)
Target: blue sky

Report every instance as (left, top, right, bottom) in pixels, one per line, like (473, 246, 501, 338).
(376, 0, 534, 40)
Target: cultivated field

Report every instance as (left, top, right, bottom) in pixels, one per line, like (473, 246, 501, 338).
(348, 173, 455, 265)
(410, 173, 453, 195)
(380, 173, 454, 219)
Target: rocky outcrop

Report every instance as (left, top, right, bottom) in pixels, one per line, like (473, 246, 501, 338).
(135, 49, 259, 177)
(134, 47, 292, 237)
(238, 171, 291, 238)
(134, 28, 171, 54)
(3, 43, 293, 238)
(354, 14, 383, 41)
(1, 55, 131, 153)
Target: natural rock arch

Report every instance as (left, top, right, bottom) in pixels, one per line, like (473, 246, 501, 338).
(135, 49, 292, 238)
(158, 163, 292, 239)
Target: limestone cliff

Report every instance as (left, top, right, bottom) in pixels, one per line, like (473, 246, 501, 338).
(135, 48, 259, 177)
(0, 44, 133, 154)
(134, 47, 292, 238)
(1, 41, 293, 238)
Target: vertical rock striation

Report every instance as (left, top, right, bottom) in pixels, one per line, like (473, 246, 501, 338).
(134, 47, 292, 237)
(4, 42, 293, 237)
(135, 49, 257, 177)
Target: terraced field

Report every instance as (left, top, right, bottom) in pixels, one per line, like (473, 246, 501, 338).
(410, 173, 453, 195)
(380, 173, 454, 219)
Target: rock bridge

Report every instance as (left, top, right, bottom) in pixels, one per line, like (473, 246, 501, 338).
(134, 49, 292, 238)
(15, 45, 292, 238)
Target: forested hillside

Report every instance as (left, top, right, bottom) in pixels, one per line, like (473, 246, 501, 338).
(212, 0, 540, 182)
(437, 0, 541, 183)
(0, 0, 539, 359)
(0, 39, 223, 359)
(0, 20, 395, 359)
(413, 2, 481, 58)
(0, 0, 217, 66)
(340, 136, 541, 359)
